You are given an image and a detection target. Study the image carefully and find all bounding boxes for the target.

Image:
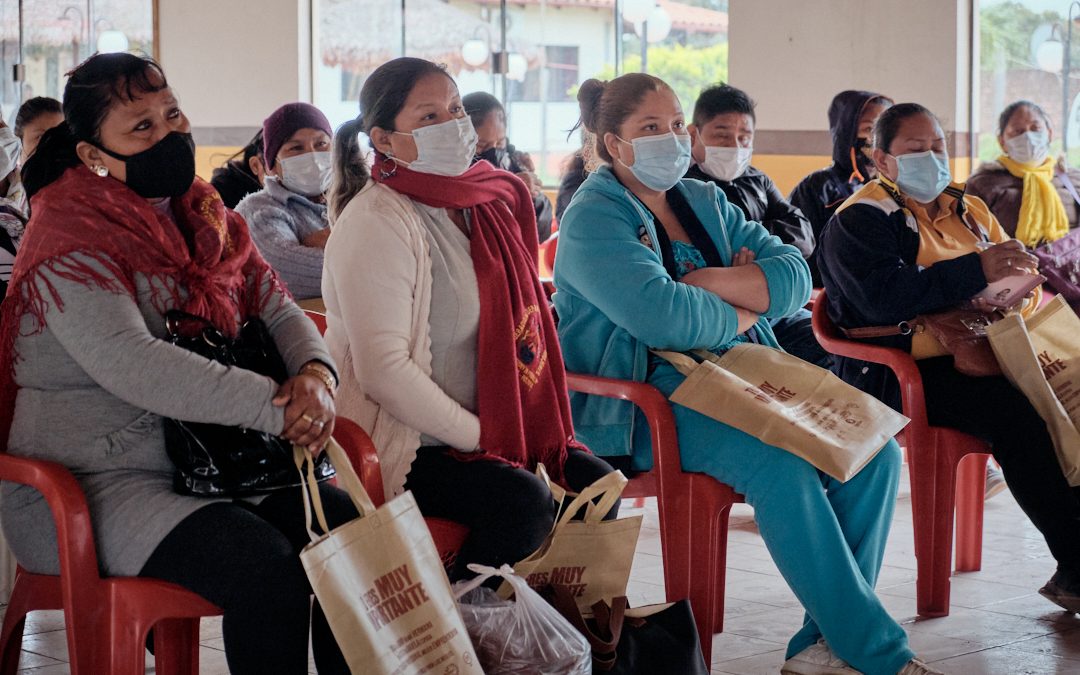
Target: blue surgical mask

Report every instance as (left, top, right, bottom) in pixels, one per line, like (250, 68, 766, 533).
(617, 132, 692, 191)
(892, 150, 951, 203)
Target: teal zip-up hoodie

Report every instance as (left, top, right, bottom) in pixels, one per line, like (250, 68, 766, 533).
(554, 165, 812, 458)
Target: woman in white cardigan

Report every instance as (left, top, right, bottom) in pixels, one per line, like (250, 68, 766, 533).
(322, 58, 616, 580)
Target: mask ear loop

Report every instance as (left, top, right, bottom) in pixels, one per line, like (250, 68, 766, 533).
(849, 146, 866, 184)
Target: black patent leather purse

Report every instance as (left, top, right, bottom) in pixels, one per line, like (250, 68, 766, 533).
(162, 310, 335, 496)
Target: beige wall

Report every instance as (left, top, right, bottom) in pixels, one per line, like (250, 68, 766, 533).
(157, 0, 313, 141)
(729, 0, 975, 187)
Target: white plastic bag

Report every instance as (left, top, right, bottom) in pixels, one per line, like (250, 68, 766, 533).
(453, 563, 591, 675)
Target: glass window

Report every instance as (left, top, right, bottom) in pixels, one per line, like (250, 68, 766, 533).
(620, 0, 729, 115)
(978, 0, 1078, 163)
(311, 0, 729, 185)
(19, 1, 154, 114)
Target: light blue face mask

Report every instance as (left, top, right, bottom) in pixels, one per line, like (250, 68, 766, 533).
(892, 150, 951, 203)
(617, 132, 692, 191)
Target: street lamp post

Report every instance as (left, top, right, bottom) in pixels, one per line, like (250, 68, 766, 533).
(1063, 2, 1080, 157)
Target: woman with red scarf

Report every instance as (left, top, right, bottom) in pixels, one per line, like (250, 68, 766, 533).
(3, 54, 353, 673)
(323, 57, 616, 579)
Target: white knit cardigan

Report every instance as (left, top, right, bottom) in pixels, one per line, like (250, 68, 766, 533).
(322, 181, 481, 497)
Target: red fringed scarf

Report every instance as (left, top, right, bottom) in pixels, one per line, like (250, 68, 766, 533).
(373, 157, 584, 480)
(0, 165, 283, 450)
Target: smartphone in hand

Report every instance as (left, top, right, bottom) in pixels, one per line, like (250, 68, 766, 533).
(976, 273, 1046, 308)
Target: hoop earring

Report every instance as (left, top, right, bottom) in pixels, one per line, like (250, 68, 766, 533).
(92, 165, 109, 177)
(377, 154, 398, 180)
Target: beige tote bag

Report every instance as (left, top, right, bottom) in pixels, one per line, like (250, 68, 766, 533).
(654, 344, 909, 482)
(502, 470, 642, 611)
(295, 441, 480, 675)
(987, 296, 1080, 486)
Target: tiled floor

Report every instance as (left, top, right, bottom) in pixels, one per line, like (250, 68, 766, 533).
(8, 464, 1080, 674)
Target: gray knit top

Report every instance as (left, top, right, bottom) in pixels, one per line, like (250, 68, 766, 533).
(235, 177, 328, 300)
(0, 253, 333, 576)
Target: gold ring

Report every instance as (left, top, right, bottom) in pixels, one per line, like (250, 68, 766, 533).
(302, 413, 323, 427)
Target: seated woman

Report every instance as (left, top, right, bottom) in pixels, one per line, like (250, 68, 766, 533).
(236, 102, 333, 303)
(14, 96, 64, 164)
(323, 57, 615, 581)
(463, 91, 554, 242)
(966, 100, 1080, 245)
(5, 53, 352, 674)
(211, 129, 265, 209)
(555, 74, 936, 675)
(819, 102, 1080, 615)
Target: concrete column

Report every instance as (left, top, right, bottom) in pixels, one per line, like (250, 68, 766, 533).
(157, 0, 313, 175)
(728, 0, 975, 192)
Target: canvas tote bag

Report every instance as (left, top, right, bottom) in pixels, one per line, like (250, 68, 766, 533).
(295, 441, 480, 675)
(502, 470, 642, 611)
(653, 344, 909, 482)
(986, 295, 1080, 486)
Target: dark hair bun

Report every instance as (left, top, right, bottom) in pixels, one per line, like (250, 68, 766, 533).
(577, 78, 606, 132)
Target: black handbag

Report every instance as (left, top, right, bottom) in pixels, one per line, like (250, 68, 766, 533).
(544, 585, 709, 674)
(162, 310, 335, 496)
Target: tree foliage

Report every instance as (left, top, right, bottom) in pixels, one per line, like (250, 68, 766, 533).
(594, 43, 729, 114)
(980, 1, 1064, 71)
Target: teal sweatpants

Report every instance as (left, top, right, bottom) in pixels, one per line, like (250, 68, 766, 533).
(633, 362, 915, 675)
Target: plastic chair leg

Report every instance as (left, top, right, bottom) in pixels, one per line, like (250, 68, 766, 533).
(0, 583, 32, 675)
(954, 454, 989, 573)
(153, 618, 201, 675)
(710, 504, 733, 634)
(685, 505, 719, 665)
(920, 443, 960, 617)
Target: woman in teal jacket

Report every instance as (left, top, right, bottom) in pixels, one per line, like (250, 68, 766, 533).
(555, 74, 935, 675)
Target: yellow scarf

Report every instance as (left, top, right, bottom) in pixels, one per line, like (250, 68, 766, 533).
(997, 155, 1069, 247)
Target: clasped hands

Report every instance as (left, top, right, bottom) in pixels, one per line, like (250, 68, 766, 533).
(272, 364, 335, 452)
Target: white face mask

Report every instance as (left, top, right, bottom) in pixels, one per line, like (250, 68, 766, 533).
(700, 145, 752, 182)
(395, 116, 478, 177)
(0, 126, 21, 178)
(278, 150, 332, 197)
(1004, 130, 1050, 166)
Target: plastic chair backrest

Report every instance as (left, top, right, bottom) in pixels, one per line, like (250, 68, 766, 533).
(304, 309, 327, 336)
(332, 416, 386, 507)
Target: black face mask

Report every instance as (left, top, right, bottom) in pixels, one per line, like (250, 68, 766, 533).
(852, 136, 875, 181)
(475, 146, 512, 171)
(96, 131, 197, 199)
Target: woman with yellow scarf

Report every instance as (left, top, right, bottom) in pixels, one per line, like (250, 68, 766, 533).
(967, 100, 1080, 246)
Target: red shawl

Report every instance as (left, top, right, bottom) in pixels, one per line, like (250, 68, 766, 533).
(373, 157, 584, 479)
(0, 165, 283, 450)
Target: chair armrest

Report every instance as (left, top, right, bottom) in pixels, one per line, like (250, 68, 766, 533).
(810, 291, 928, 426)
(0, 453, 101, 587)
(332, 416, 386, 507)
(564, 373, 682, 490)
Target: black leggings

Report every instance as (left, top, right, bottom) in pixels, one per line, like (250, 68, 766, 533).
(139, 484, 358, 675)
(919, 357, 1080, 573)
(403, 447, 618, 580)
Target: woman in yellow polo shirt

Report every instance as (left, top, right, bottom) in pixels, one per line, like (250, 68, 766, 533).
(818, 102, 1080, 614)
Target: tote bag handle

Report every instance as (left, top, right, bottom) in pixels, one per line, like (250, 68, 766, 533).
(294, 439, 377, 544)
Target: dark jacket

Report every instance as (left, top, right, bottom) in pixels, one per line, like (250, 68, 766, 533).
(556, 152, 587, 222)
(478, 143, 553, 241)
(685, 164, 814, 259)
(211, 159, 263, 210)
(965, 159, 1080, 238)
(789, 90, 890, 284)
(817, 183, 988, 410)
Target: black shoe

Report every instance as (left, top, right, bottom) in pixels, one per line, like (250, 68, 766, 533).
(1039, 570, 1080, 613)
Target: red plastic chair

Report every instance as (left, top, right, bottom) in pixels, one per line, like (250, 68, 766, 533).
(303, 309, 470, 564)
(810, 291, 991, 617)
(0, 453, 223, 675)
(565, 373, 744, 664)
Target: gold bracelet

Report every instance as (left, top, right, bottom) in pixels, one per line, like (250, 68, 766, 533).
(300, 363, 337, 397)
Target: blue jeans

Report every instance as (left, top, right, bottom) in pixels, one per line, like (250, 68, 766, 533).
(634, 362, 913, 675)
(769, 308, 832, 369)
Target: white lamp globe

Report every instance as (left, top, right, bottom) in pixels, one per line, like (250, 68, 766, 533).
(507, 53, 528, 81)
(461, 38, 489, 68)
(1037, 39, 1065, 73)
(635, 6, 672, 43)
(622, 0, 655, 24)
(96, 30, 129, 54)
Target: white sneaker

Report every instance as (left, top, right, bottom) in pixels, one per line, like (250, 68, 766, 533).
(780, 640, 861, 675)
(896, 658, 945, 674)
(985, 465, 1008, 501)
